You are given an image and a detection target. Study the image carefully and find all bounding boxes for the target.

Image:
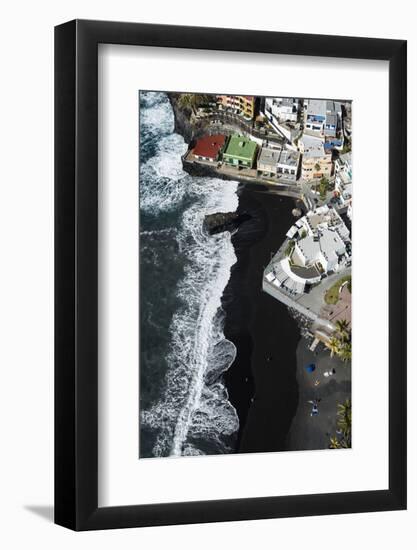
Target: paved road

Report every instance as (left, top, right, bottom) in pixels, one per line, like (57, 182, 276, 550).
(295, 267, 351, 318)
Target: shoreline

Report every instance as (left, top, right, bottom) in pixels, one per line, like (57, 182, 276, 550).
(167, 92, 348, 454)
(168, 92, 302, 452)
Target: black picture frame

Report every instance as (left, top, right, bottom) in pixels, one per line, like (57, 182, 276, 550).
(55, 19, 407, 531)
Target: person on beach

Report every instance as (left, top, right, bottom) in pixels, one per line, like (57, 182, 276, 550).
(324, 369, 336, 378)
(308, 399, 319, 416)
(311, 404, 319, 416)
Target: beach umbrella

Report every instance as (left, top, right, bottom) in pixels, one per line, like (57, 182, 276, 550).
(305, 363, 316, 373)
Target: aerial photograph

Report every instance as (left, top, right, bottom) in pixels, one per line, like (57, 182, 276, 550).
(139, 92, 352, 458)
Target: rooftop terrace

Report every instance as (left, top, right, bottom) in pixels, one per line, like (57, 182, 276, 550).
(223, 135, 257, 161)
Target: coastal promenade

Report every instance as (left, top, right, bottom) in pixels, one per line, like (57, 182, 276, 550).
(263, 277, 318, 322)
(183, 149, 341, 214)
(183, 150, 306, 205)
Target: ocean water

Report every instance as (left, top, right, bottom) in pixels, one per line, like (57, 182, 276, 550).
(139, 91, 240, 458)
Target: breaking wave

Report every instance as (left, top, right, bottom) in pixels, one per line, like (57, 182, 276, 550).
(139, 91, 240, 456)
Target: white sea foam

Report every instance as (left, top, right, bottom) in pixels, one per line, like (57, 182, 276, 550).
(139, 135, 188, 213)
(139, 92, 188, 214)
(140, 92, 240, 457)
(140, 91, 173, 135)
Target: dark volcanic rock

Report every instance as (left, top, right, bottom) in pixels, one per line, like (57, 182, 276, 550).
(204, 211, 251, 235)
(167, 93, 209, 144)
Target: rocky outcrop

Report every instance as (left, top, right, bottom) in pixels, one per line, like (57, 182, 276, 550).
(204, 211, 251, 235)
(182, 160, 220, 179)
(167, 93, 209, 144)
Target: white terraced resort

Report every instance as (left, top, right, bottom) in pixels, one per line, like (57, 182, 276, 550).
(263, 205, 351, 297)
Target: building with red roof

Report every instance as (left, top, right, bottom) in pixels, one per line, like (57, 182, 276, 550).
(191, 134, 227, 162)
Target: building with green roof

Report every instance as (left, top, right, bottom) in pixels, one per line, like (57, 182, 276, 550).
(222, 135, 258, 168)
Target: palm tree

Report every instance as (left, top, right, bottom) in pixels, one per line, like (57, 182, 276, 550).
(336, 318, 349, 333)
(327, 337, 340, 357)
(335, 319, 350, 340)
(329, 399, 352, 449)
(339, 342, 352, 362)
(337, 400, 352, 445)
(329, 436, 341, 449)
(330, 437, 350, 449)
(338, 400, 349, 417)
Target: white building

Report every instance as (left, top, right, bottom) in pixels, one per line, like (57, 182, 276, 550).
(304, 99, 342, 139)
(257, 146, 300, 181)
(265, 97, 299, 124)
(276, 149, 300, 179)
(286, 205, 351, 274)
(304, 99, 326, 136)
(324, 100, 342, 137)
(294, 228, 346, 272)
(265, 206, 351, 297)
(347, 203, 352, 221)
(257, 147, 280, 177)
(335, 152, 352, 205)
(291, 205, 350, 240)
(264, 97, 300, 143)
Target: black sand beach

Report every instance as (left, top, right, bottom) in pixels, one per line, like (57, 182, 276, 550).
(222, 185, 301, 453)
(165, 93, 351, 455)
(287, 338, 351, 450)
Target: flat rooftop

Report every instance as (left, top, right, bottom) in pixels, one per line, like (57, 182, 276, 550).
(326, 100, 342, 113)
(192, 134, 226, 159)
(300, 134, 326, 158)
(303, 145, 326, 159)
(278, 149, 300, 167)
(258, 147, 281, 167)
(326, 113, 337, 126)
(223, 135, 257, 160)
(307, 99, 327, 117)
